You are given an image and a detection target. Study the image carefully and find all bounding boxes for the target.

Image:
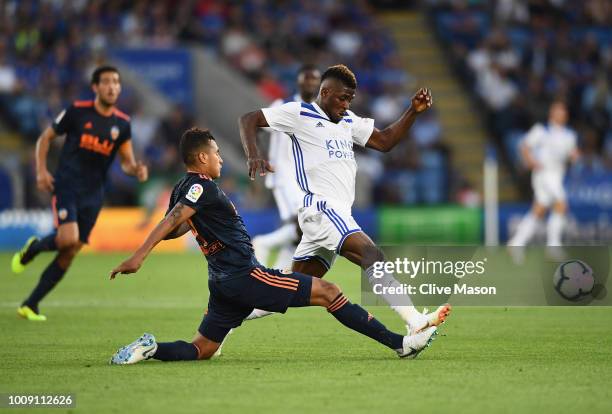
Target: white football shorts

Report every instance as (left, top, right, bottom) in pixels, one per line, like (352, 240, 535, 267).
(293, 197, 362, 270)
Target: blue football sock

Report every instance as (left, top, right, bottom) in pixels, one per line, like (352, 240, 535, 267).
(153, 341, 198, 361)
(22, 233, 57, 264)
(22, 257, 65, 313)
(327, 294, 404, 351)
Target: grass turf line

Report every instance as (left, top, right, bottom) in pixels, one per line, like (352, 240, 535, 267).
(1, 252, 611, 413)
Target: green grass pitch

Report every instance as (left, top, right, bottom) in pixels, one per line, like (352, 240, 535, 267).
(1, 252, 611, 413)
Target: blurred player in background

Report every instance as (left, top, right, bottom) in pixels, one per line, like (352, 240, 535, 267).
(240, 64, 450, 334)
(11, 65, 148, 321)
(247, 65, 321, 321)
(109, 128, 437, 364)
(508, 100, 580, 250)
(252, 64, 321, 269)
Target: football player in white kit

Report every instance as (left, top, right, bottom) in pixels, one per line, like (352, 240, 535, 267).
(508, 100, 580, 249)
(239, 64, 451, 334)
(252, 65, 321, 270)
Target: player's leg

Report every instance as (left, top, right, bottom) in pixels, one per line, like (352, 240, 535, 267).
(509, 173, 550, 246)
(11, 195, 64, 274)
(339, 231, 450, 332)
(291, 257, 328, 278)
(547, 178, 568, 247)
(111, 281, 244, 364)
(18, 221, 82, 321)
(19, 199, 100, 320)
(316, 278, 437, 357)
(547, 201, 566, 246)
(244, 267, 436, 357)
(508, 202, 547, 246)
(150, 331, 221, 362)
(253, 186, 301, 266)
(246, 237, 330, 320)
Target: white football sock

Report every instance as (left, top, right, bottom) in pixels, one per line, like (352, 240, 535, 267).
(256, 223, 298, 248)
(508, 213, 540, 246)
(547, 212, 565, 246)
(365, 265, 420, 324)
(245, 309, 274, 321)
(253, 223, 298, 265)
(274, 245, 296, 270)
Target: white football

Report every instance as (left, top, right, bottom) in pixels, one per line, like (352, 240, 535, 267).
(553, 260, 595, 301)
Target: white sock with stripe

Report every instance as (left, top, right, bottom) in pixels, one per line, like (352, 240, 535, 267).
(365, 265, 420, 325)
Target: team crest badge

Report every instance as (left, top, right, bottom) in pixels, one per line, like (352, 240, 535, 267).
(186, 184, 204, 203)
(58, 208, 68, 221)
(110, 126, 120, 140)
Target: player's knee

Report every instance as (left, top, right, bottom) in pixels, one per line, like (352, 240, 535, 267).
(532, 204, 547, 218)
(57, 243, 82, 265)
(553, 202, 567, 215)
(320, 280, 341, 305)
(56, 235, 79, 251)
(362, 246, 385, 269)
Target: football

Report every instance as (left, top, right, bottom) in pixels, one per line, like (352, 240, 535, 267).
(553, 260, 595, 301)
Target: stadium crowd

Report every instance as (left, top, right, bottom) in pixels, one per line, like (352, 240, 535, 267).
(0, 0, 451, 211)
(428, 0, 612, 187)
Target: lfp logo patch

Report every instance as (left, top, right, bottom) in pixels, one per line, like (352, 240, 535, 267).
(110, 126, 120, 140)
(186, 184, 204, 203)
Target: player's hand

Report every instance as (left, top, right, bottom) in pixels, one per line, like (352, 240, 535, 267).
(36, 169, 55, 192)
(110, 255, 143, 279)
(247, 157, 274, 180)
(135, 161, 148, 182)
(411, 88, 433, 113)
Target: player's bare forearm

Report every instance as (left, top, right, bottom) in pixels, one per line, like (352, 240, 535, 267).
(570, 148, 580, 164)
(35, 127, 57, 192)
(35, 128, 54, 171)
(118, 141, 148, 181)
(238, 110, 274, 179)
(110, 203, 195, 278)
(365, 88, 432, 153)
(239, 110, 267, 158)
(366, 107, 419, 152)
(164, 222, 190, 240)
(521, 144, 539, 170)
(136, 203, 194, 255)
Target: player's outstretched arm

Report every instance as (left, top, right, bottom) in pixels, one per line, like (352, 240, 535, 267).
(110, 202, 195, 279)
(118, 140, 148, 182)
(35, 127, 58, 192)
(520, 142, 540, 171)
(365, 88, 432, 153)
(238, 110, 274, 180)
(164, 222, 191, 240)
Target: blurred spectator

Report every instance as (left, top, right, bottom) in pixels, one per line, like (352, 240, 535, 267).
(429, 0, 612, 198)
(1, 0, 449, 208)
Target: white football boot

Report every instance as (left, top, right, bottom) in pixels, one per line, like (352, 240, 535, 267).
(397, 326, 438, 359)
(407, 304, 452, 335)
(110, 333, 158, 365)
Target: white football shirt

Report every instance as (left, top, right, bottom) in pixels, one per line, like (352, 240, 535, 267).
(523, 123, 577, 176)
(261, 101, 374, 208)
(265, 94, 300, 190)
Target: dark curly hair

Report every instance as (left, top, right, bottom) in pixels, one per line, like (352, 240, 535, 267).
(321, 64, 357, 89)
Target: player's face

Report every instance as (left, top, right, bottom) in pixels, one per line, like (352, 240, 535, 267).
(549, 102, 568, 126)
(93, 72, 121, 106)
(204, 141, 223, 179)
(321, 83, 355, 123)
(297, 69, 321, 101)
